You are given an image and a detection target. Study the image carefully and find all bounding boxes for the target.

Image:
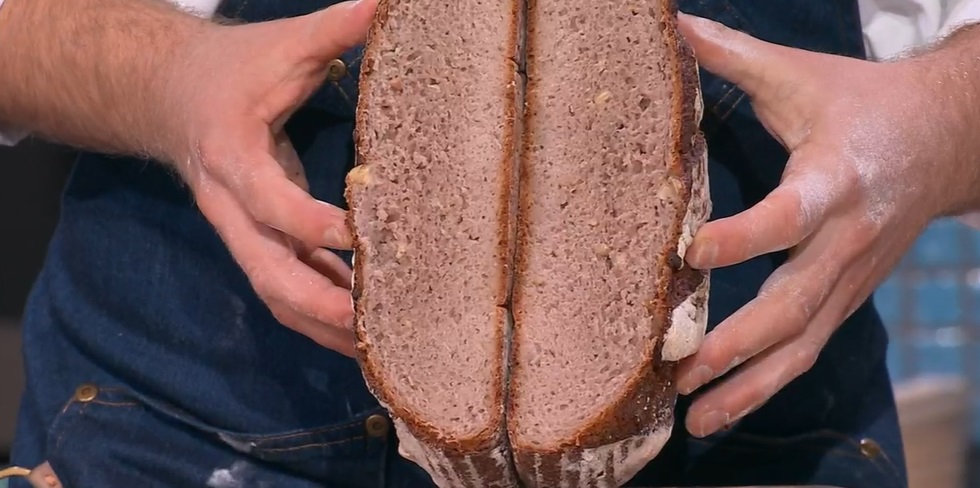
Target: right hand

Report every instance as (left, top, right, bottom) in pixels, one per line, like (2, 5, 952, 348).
(162, 0, 378, 356)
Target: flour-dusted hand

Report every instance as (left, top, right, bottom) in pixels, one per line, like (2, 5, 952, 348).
(169, 0, 378, 356)
(674, 14, 980, 437)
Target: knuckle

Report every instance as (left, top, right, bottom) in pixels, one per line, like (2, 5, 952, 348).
(784, 304, 810, 336)
(837, 162, 863, 195)
(245, 196, 274, 226)
(320, 301, 353, 328)
(791, 342, 821, 376)
(267, 304, 294, 327)
(247, 266, 282, 301)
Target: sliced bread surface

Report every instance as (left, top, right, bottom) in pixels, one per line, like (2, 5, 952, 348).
(507, 0, 709, 486)
(349, 0, 708, 486)
(346, 0, 524, 486)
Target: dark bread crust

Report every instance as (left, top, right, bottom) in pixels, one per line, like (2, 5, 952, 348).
(347, 0, 523, 485)
(508, 0, 708, 484)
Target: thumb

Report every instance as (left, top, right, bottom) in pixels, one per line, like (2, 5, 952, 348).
(263, 0, 377, 130)
(303, 0, 379, 63)
(677, 12, 804, 101)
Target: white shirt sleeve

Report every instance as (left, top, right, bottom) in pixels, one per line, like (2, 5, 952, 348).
(0, 0, 223, 147)
(171, 0, 222, 18)
(860, 0, 980, 60)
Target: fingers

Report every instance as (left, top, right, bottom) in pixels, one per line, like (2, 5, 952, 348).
(676, 249, 840, 395)
(268, 303, 356, 357)
(676, 13, 819, 146)
(684, 330, 826, 438)
(676, 13, 801, 101)
(686, 168, 838, 269)
(195, 179, 356, 350)
(682, 232, 890, 438)
(237, 155, 353, 250)
(683, 257, 876, 438)
(200, 126, 353, 250)
(303, 0, 379, 64)
(298, 246, 354, 290)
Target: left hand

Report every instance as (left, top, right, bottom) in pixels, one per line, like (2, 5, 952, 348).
(673, 13, 980, 437)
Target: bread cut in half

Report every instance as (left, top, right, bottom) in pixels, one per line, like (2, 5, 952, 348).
(347, 0, 709, 486)
(508, 0, 709, 486)
(346, 0, 524, 486)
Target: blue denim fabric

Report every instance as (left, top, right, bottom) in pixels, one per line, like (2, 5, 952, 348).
(9, 0, 906, 487)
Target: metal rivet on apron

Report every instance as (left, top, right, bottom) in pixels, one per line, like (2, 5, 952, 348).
(859, 438, 882, 458)
(325, 59, 348, 82)
(365, 414, 390, 438)
(74, 384, 98, 403)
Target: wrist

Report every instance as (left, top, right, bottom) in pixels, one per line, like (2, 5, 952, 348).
(141, 19, 219, 165)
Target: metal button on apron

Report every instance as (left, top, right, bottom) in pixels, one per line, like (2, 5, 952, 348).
(74, 384, 98, 402)
(325, 59, 347, 82)
(859, 438, 882, 458)
(365, 414, 390, 438)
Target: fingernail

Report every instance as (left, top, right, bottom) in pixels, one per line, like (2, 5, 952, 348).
(696, 411, 729, 438)
(678, 365, 714, 395)
(326, 227, 354, 250)
(687, 238, 717, 268)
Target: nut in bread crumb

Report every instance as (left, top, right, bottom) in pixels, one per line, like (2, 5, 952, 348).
(347, 165, 374, 186)
(396, 241, 408, 260)
(593, 244, 611, 257)
(594, 90, 613, 105)
(656, 176, 683, 201)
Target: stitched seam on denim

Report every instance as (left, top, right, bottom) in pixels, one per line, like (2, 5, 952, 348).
(87, 384, 378, 445)
(707, 82, 740, 117)
(333, 81, 354, 110)
(253, 421, 361, 441)
(89, 400, 139, 407)
(158, 402, 375, 445)
(717, 92, 747, 122)
(247, 419, 370, 442)
(865, 445, 904, 484)
(52, 402, 89, 454)
(259, 436, 366, 452)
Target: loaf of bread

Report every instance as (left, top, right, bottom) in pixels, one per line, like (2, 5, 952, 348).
(346, 0, 709, 486)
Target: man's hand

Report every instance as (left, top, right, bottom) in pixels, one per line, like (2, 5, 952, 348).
(674, 14, 980, 437)
(0, 0, 379, 356)
(167, 1, 377, 357)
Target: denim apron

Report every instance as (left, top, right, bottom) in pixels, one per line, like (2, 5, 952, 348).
(9, 0, 907, 487)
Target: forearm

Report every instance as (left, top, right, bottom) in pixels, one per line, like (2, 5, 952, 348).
(0, 0, 212, 162)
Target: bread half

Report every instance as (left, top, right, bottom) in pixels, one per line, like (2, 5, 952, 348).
(346, 0, 524, 486)
(507, 0, 709, 485)
(348, 0, 708, 486)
